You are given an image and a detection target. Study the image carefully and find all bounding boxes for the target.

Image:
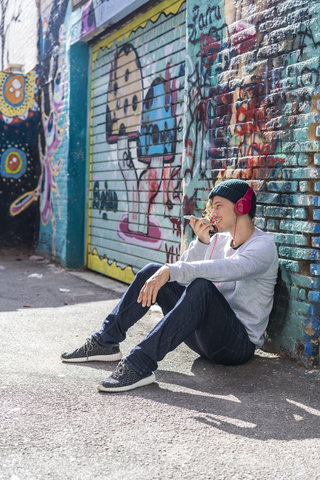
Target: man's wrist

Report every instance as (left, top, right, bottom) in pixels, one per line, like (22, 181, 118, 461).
(164, 264, 171, 281)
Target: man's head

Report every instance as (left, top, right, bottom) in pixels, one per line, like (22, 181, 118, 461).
(208, 179, 256, 219)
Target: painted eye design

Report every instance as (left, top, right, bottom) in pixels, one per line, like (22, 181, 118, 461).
(3, 74, 25, 107)
(0, 148, 27, 179)
(53, 70, 64, 109)
(46, 113, 55, 146)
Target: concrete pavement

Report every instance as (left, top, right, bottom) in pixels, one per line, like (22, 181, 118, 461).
(1, 248, 320, 480)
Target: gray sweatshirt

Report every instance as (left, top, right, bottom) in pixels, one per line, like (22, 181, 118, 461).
(167, 228, 279, 348)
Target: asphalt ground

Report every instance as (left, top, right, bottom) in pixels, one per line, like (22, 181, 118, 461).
(1, 248, 320, 480)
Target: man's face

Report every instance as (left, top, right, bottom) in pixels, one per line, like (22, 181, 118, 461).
(210, 195, 237, 234)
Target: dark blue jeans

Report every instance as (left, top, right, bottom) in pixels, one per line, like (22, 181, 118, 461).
(93, 263, 255, 375)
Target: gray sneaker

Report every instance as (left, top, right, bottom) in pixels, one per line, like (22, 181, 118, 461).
(61, 337, 122, 363)
(97, 359, 155, 392)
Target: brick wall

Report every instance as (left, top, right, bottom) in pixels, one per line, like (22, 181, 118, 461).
(183, 0, 320, 365)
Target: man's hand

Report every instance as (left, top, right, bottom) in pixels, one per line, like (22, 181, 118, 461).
(190, 217, 213, 244)
(137, 265, 170, 307)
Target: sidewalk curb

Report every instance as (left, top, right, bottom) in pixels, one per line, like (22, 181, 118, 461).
(69, 270, 128, 295)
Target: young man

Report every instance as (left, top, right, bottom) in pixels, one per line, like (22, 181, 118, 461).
(61, 179, 279, 392)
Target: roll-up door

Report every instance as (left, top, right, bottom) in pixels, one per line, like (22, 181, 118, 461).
(87, 0, 186, 283)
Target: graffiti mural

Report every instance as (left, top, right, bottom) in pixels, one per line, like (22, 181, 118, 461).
(70, 0, 96, 43)
(184, 0, 320, 201)
(11, 25, 68, 257)
(0, 0, 40, 246)
(0, 67, 40, 245)
(88, 0, 186, 282)
(36, 0, 70, 260)
(0, 70, 38, 123)
(184, 0, 320, 364)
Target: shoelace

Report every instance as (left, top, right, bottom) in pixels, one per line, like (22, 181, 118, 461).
(112, 360, 126, 378)
(75, 337, 94, 360)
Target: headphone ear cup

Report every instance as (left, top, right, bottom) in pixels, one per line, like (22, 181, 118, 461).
(234, 198, 251, 215)
(234, 188, 253, 215)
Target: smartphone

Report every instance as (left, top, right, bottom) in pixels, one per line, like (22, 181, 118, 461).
(184, 215, 215, 225)
(184, 215, 216, 235)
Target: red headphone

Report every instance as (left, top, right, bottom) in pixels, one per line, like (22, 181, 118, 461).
(234, 188, 253, 216)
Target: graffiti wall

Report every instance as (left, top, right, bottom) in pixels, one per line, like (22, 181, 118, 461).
(36, 0, 70, 261)
(70, 0, 95, 43)
(34, 0, 89, 268)
(87, 0, 186, 282)
(0, 0, 40, 246)
(184, 0, 320, 365)
(3, 0, 319, 364)
(70, 0, 150, 45)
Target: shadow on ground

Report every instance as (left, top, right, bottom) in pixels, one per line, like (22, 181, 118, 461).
(64, 351, 320, 442)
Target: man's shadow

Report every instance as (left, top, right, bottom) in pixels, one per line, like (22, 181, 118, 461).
(72, 352, 320, 442)
(151, 355, 320, 442)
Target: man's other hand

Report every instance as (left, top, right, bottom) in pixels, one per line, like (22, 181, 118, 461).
(137, 265, 170, 307)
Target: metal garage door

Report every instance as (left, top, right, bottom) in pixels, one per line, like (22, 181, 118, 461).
(87, 0, 186, 283)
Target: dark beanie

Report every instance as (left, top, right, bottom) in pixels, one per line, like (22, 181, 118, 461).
(209, 179, 256, 218)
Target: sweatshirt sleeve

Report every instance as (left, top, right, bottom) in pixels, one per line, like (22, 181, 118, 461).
(179, 238, 210, 263)
(168, 235, 278, 285)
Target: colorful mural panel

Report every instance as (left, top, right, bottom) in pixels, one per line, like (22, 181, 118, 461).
(12, 25, 68, 257)
(0, 0, 40, 246)
(87, 0, 186, 281)
(37, 0, 70, 261)
(0, 69, 38, 123)
(0, 69, 40, 245)
(70, 0, 96, 44)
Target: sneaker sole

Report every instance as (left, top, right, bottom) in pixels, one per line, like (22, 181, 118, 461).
(96, 372, 156, 392)
(60, 352, 122, 363)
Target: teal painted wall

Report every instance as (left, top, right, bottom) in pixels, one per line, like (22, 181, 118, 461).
(65, 42, 89, 268)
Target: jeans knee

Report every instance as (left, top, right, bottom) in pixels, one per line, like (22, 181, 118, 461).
(137, 263, 162, 281)
(187, 278, 217, 297)
(189, 277, 214, 289)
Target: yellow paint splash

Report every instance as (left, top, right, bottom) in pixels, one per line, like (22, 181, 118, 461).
(88, 249, 135, 284)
